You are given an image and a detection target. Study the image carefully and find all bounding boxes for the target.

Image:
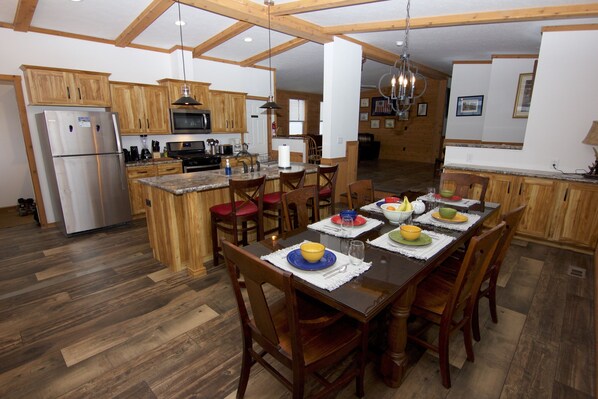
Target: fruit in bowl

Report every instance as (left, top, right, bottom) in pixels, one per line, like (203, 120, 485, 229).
(339, 209, 358, 221)
(439, 189, 455, 198)
(400, 225, 421, 241)
(381, 203, 413, 225)
(439, 207, 457, 219)
(300, 242, 325, 263)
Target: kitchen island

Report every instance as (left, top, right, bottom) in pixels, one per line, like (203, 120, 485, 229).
(138, 163, 317, 276)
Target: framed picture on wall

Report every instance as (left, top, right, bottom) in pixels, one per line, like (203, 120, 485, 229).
(370, 119, 380, 129)
(370, 97, 394, 116)
(456, 95, 484, 116)
(417, 102, 428, 116)
(513, 73, 534, 118)
(360, 98, 370, 108)
(359, 112, 369, 121)
(384, 118, 395, 128)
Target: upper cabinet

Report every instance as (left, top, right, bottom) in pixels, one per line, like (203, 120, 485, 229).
(110, 82, 170, 135)
(21, 65, 111, 107)
(210, 90, 247, 133)
(158, 79, 211, 110)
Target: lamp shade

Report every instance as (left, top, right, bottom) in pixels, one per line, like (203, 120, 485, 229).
(582, 121, 598, 145)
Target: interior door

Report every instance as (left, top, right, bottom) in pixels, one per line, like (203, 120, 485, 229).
(245, 99, 268, 158)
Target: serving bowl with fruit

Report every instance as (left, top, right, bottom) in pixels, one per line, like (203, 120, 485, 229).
(381, 196, 413, 225)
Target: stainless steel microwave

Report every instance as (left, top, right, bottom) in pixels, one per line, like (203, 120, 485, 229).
(170, 109, 211, 134)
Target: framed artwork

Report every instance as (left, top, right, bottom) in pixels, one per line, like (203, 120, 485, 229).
(513, 73, 534, 118)
(359, 112, 369, 121)
(370, 119, 380, 129)
(456, 95, 484, 117)
(360, 98, 370, 108)
(398, 110, 409, 121)
(370, 97, 394, 116)
(417, 102, 428, 116)
(384, 118, 395, 128)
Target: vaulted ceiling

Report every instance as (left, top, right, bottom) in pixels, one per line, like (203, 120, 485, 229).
(2, 0, 598, 93)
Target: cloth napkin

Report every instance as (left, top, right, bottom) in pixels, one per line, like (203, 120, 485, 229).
(261, 241, 372, 291)
(368, 228, 455, 260)
(308, 215, 384, 238)
(414, 208, 481, 232)
(417, 194, 480, 208)
(360, 200, 384, 214)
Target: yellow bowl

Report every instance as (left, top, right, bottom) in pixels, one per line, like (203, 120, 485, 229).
(300, 242, 325, 263)
(400, 225, 422, 241)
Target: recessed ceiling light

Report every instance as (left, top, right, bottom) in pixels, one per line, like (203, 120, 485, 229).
(71, 0, 82, 2)
(175, 20, 186, 26)
(396, 40, 404, 47)
(243, 37, 253, 43)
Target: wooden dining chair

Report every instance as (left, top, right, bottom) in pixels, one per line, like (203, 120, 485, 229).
(210, 175, 266, 266)
(222, 240, 367, 398)
(314, 164, 339, 216)
(262, 170, 306, 235)
(408, 221, 506, 388)
(348, 179, 375, 209)
(281, 186, 319, 233)
(440, 172, 489, 202)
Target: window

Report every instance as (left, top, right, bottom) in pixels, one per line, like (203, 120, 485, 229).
(289, 98, 305, 135)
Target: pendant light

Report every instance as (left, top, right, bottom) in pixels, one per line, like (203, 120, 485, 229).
(173, 0, 201, 106)
(377, 0, 426, 117)
(260, 0, 281, 110)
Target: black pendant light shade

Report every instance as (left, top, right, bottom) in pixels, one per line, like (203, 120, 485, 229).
(173, 1, 201, 106)
(260, 0, 281, 111)
(260, 97, 281, 109)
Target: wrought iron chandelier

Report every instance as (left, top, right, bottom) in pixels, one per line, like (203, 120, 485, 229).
(377, 0, 426, 116)
(260, 0, 281, 109)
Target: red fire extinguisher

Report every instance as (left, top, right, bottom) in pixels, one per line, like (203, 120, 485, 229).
(271, 120, 277, 136)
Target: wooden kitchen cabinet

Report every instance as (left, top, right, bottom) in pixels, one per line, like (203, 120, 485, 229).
(210, 90, 247, 133)
(514, 177, 560, 239)
(110, 82, 170, 135)
(21, 65, 111, 106)
(477, 172, 520, 227)
(127, 162, 182, 216)
(551, 182, 598, 248)
(158, 78, 211, 109)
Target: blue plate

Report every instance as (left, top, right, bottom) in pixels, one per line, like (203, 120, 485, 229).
(287, 249, 336, 271)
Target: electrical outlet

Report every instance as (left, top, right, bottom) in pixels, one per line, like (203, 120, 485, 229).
(551, 159, 560, 169)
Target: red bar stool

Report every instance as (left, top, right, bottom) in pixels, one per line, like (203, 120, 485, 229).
(261, 170, 306, 235)
(210, 175, 266, 266)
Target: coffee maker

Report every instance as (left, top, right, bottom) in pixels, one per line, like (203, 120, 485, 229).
(130, 146, 140, 161)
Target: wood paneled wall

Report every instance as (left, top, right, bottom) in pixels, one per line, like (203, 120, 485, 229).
(275, 89, 323, 136)
(358, 78, 448, 164)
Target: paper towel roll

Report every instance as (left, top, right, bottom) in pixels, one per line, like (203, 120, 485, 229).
(278, 145, 291, 168)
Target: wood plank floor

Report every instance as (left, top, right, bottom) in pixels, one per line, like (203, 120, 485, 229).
(0, 160, 594, 398)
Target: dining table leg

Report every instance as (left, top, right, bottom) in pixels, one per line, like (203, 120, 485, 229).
(380, 284, 416, 388)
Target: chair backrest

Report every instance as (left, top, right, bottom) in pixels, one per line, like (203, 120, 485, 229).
(318, 164, 338, 193)
(279, 170, 306, 194)
(440, 172, 489, 202)
(306, 136, 322, 164)
(228, 175, 266, 237)
(282, 186, 320, 232)
(348, 179, 375, 209)
(490, 204, 527, 270)
(442, 221, 505, 325)
(222, 240, 302, 366)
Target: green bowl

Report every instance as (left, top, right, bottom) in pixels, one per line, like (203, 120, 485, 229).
(439, 189, 455, 198)
(439, 207, 457, 219)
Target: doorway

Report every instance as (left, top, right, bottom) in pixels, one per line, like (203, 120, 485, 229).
(245, 99, 268, 158)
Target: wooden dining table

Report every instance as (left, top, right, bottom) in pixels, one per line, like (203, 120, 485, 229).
(244, 201, 500, 388)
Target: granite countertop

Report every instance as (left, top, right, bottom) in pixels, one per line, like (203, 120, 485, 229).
(125, 158, 181, 167)
(444, 142, 523, 150)
(444, 163, 598, 184)
(138, 163, 318, 195)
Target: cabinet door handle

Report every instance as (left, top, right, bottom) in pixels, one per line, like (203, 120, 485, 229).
(138, 171, 148, 174)
(77, 87, 82, 100)
(231, 121, 234, 129)
(518, 184, 523, 195)
(507, 182, 511, 194)
(146, 119, 150, 129)
(226, 120, 228, 128)
(66, 86, 71, 99)
(563, 188, 568, 202)
(139, 119, 142, 129)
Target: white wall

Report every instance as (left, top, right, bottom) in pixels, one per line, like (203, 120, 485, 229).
(0, 83, 34, 207)
(321, 37, 362, 159)
(445, 28, 598, 173)
(0, 29, 271, 223)
(482, 58, 536, 143)
(445, 63, 491, 141)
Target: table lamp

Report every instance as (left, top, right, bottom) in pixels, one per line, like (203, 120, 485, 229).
(582, 120, 598, 179)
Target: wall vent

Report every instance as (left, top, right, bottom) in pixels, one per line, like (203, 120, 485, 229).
(566, 266, 586, 279)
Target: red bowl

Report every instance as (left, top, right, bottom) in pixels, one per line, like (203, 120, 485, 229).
(384, 196, 400, 203)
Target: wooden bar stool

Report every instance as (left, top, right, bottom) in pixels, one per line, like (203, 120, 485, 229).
(261, 170, 306, 235)
(210, 175, 266, 266)
(306, 164, 338, 217)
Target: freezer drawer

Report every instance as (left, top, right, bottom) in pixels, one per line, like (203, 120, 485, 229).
(52, 153, 131, 235)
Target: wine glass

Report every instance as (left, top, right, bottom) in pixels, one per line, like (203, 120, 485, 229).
(427, 187, 437, 212)
(348, 240, 365, 266)
(341, 215, 354, 235)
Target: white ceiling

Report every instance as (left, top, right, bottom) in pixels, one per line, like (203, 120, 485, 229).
(2, 0, 598, 94)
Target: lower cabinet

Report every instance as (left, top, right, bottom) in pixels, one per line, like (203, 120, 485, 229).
(445, 168, 598, 251)
(127, 162, 182, 215)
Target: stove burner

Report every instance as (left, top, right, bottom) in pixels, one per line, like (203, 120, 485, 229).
(166, 141, 221, 172)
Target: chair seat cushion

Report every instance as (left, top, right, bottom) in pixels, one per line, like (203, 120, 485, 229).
(210, 201, 258, 217)
(319, 187, 332, 198)
(261, 192, 281, 205)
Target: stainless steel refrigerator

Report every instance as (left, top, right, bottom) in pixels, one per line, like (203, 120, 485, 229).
(37, 110, 131, 236)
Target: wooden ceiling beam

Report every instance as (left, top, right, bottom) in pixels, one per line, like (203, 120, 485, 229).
(13, 0, 38, 32)
(270, 0, 386, 16)
(239, 37, 308, 67)
(115, 0, 173, 48)
(325, 3, 598, 34)
(339, 35, 449, 80)
(181, 0, 332, 44)
(193, 21, 252, 58)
